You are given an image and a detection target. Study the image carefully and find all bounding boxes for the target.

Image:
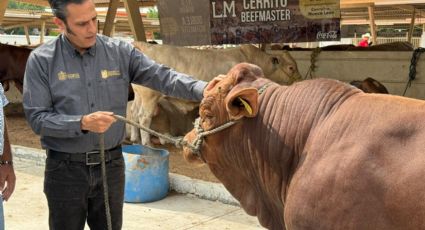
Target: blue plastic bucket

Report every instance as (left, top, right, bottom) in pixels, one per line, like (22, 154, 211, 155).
(122, 144, 169, 203)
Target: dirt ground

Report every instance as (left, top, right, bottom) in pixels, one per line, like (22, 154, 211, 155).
(5, 104, 219, 183)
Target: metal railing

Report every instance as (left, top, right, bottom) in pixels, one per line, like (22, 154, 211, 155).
(352, 37, 421, 48)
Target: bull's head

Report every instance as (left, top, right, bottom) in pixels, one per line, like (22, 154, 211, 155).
(183, 63, 265, 165)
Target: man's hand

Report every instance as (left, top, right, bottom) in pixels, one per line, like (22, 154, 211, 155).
(0, 165, 15, 201)
(81, 111, 117, 133)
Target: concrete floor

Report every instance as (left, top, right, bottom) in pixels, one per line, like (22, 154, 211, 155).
(4, 158, 264, 229)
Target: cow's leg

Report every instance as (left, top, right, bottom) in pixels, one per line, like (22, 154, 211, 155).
(132, 85, 163, 146)
(125, 101, 138, 143)
(129, 98, 141, 143)
(138, 100, 159, 146)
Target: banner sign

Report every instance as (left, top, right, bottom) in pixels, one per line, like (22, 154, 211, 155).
(158, 0, 340, 46)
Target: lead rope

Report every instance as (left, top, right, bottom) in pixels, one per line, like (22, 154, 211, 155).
(99, 133, 113, 230)
(112, 114, 238, 154)
(113, 115, 184, 147)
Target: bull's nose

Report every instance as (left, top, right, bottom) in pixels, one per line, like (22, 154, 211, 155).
(182, 131, 205, 166)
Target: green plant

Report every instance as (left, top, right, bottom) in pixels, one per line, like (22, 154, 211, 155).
(153, 31, 161, 39)
(146, 8, 158, 19)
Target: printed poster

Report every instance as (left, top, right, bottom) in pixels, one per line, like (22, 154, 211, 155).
(158, 0, 340, 45)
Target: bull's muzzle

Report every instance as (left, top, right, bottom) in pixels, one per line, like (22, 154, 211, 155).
(182, 130, 205, 166)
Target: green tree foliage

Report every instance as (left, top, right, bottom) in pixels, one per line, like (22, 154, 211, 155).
(7, 0, 45, 10)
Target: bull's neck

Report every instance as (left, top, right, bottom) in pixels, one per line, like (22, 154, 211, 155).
(241, 79, 359, 200)
(253, 80, 358, 161)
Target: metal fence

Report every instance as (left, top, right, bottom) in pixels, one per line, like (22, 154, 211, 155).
(352, 37, 422, 48)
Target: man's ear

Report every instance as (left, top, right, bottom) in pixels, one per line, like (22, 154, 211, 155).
(225, 88, 259, 120)
(53, 17, 65, 31)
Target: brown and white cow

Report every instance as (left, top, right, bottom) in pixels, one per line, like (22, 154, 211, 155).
(131, 42, 302, 145)
(183, 63, 425, 229)
(350, 77, 389, 94)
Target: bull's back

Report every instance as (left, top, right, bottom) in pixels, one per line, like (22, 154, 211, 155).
(286, 93, 425, 229)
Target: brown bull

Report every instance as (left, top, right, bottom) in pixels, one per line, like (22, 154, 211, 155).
(183, 63, 425, 230)
(0, 43, 32, 93)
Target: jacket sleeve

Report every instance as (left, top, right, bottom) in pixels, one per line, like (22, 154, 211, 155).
(23, 53, 85, 138)
(127, 46, 208, 102)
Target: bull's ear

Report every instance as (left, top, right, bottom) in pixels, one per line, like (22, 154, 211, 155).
(225, 88, 259, 120)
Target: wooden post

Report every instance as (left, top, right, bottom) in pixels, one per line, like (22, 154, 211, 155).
(103, 0, 119, 37)
(368, 5, 377, 45)
(111, 24, 116, 37)
(24, 26, 31, 45)
(123, 0, 146, 42)
(40, 21, 45, 44)
(408, 8, 416, 44)
(0, 0, 8, 24)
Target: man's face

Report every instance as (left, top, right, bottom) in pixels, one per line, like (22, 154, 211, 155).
(54, 0, 97, 52)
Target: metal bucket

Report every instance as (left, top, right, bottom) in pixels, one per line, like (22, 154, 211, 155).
(122, 144, 169, 203)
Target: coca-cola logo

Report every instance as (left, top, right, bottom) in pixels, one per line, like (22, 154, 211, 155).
(316, 31, 338, 40)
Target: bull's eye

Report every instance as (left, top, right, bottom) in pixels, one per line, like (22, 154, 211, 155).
(201, 113, 215, 130)
(272, 57, 279, 65)
(204, 114, 214, 123)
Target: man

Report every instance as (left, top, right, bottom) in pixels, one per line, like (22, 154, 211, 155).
(0, 84, 16, 230)
(23, 0, 207, 229)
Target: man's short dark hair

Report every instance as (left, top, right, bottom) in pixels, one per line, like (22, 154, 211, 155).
(48, 0, 87, 22)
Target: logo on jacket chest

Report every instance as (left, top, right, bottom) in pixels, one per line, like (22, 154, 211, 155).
(101, 70, 121, 79)
(57, 71, 80, 81)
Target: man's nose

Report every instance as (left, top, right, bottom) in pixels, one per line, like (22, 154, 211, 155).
(88, 20, 97, 33)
